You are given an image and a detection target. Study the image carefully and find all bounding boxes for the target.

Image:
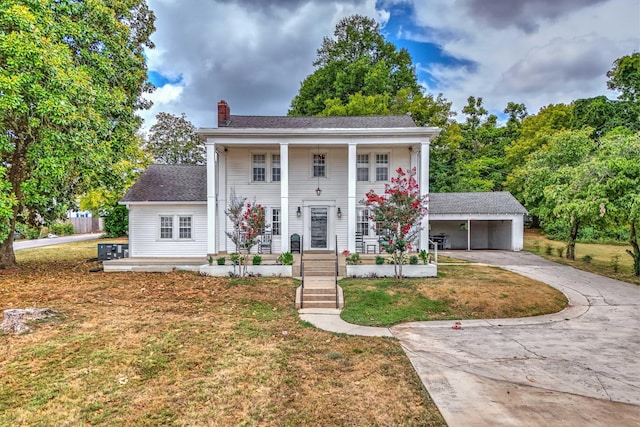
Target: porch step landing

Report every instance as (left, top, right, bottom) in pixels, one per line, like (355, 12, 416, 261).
(296, 280, 344, 309)
(296, 253, 343, 309)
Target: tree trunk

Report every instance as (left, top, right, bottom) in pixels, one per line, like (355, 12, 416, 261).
(627, 221, 640, 276)
(1, 134, 27, 270)
(565, 215, 579, 261)
(0, 231, 16, 269)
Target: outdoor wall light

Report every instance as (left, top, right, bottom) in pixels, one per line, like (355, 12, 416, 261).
(337, 207, 342, 218)
(297, 206, 301, 217)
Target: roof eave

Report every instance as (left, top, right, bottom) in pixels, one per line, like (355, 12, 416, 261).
(119, 200, 206, 205)
(197, 126, 441, 139)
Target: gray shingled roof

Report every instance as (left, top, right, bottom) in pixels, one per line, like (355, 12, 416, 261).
(120, 165, 206, 203)
(219, 115, 417, 128)
(429, 192, 527, 215)
(121, 166, 526, 216)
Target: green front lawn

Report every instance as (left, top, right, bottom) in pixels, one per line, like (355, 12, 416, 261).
(340, 265, 568, 326)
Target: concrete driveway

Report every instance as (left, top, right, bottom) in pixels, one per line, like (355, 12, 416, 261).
(391, 251, 640, 427)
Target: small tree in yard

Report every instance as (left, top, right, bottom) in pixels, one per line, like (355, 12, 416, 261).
(362, 167, 428, 283)
(225, 189, 268, 277)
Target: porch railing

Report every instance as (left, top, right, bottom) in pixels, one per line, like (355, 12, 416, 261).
(300, 259, 304, 309)
(335, 235, 339, 308)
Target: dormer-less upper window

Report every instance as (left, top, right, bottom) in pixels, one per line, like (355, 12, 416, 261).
(313, 153, 326, 178)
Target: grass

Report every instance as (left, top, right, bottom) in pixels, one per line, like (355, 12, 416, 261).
(524, 230, 640, 286)
(340, 266, 567, 326)
(1, 240, 446, 426)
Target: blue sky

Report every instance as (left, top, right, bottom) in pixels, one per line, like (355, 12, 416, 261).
(141, 0, 639, 130)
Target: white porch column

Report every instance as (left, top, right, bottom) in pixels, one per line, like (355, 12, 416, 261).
(467, 219, 471, 251)
(347, 142, 357, 253)
(280, 143, 289, 253)
(512, 215, 524, 251)
(206, 140, 217, 255)
(419, 140, 430, 252)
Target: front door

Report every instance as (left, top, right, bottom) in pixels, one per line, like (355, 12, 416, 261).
(310, 207, 328, 249)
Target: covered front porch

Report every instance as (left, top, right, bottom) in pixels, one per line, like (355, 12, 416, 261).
(201, 133, 436, 257)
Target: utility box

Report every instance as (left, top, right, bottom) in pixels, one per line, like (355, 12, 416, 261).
(98, 243, 129, 261)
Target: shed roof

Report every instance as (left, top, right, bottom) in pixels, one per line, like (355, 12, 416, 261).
(218, 114, 417, 129)
(120, 165, 206, 203)
(429, 192, 527, 215)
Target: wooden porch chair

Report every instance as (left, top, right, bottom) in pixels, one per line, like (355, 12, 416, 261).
(355, 231, 364, 253)
(258, 231, 272, 254)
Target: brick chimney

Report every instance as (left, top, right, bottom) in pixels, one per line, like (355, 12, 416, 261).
(217, 100, 230, 126)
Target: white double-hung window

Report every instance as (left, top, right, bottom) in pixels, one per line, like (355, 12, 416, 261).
(375, 153, 389, 181)
(357, 154, 369, 182)
(159, 215, 193, 240)
(357, 209, 370, 236)
(272, 154, 281, 182)
(160, 216, 173, 239)
(251, 153, 281, 183)
(272, 208, 281, 236)
(313, 153, 326, 178)
(252, 154, 266, 182)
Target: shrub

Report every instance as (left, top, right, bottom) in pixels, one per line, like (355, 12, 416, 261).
(15, 223, 40, 240)
(50, 222, 74, 236)
(345, 252, 361, 265)
(409, 255, 418, 265)
(230, 252, 241, 265)
(581, 254, 593, 264)
(532, 241, 540, 253)
(555, 247, 564, 258)
(375, 256, 385, 265)
(277, 252, 293, 265)
(252, 255, 262, 265)
(207, 256, 214, 266)
(387, 254, 409, 264)
(104, 205, 128, 237)
(217, 257, 226, 266)
(544, 244, 553, 256)
(418, 249, 428, 264)
(611, 255, 620, 273)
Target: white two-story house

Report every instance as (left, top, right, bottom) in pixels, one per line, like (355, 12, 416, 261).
(120, 100, 526, 259)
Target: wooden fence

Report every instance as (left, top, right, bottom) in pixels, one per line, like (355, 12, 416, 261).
(69, 217, 103, 234)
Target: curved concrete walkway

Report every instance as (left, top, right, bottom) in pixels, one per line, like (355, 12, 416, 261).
(299, 251, 640, 426)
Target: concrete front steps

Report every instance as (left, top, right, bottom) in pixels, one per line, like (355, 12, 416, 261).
(296, 252, 344, 309)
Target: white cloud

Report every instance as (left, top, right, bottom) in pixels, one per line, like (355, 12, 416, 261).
(141, 0, 639, 129)
(139, 83, 185, 132)
(144, 0, 379, 129)
(410, 0, 639, 116)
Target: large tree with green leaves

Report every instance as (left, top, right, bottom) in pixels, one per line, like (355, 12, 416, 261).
(0, 0, 155, 268)
(521, 128, 599, 259)
(146, 112, 205, 165)
(607, 52, 640, 104)
(289, 15, 422, 118)
(586, 128, 640, 275)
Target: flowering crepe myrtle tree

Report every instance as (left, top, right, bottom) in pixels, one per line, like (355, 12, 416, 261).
(225, 189, 268, 277)
(362, 167, 428, 283)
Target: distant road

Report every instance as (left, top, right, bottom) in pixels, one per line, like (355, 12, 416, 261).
(13, 233, 104, 251)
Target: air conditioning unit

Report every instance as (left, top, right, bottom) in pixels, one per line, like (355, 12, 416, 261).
(97, 244, 129, 261)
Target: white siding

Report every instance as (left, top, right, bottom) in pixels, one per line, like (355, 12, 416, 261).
(129, 204, 208, 257)
(223, 145, 412, 253)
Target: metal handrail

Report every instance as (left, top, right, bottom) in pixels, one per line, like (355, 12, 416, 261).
(301, 235, 304, 256)
(335, 235, 339, 308)
(300, 260, 304, 309)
